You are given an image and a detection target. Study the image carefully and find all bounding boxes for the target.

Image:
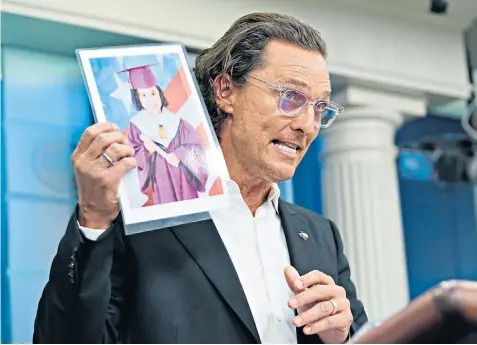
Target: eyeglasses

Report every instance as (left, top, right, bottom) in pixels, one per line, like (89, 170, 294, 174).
(245, 75, 344, 128)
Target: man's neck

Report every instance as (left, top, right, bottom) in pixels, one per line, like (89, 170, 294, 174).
(220, 135, 274, 215)
(230, 170, 272, 216)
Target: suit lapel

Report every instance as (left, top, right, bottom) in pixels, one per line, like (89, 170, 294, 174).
(279, 200, 321, 276)
(170, 219, 260, 343)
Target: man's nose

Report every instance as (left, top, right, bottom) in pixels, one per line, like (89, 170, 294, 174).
(290, 104, 316, 135)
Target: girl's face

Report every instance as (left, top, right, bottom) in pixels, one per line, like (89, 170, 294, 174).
(138, 86, 163, 115)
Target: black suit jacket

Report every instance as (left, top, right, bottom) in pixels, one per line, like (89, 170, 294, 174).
(33, 200, 367, 343)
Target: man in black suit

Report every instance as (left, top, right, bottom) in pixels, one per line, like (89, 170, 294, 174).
(34, 12, 367, 344)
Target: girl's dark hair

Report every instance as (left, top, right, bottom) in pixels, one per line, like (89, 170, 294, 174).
(131, 85, 169, 111)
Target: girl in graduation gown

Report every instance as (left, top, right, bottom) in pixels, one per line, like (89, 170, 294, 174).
(125, 65, 208, 205)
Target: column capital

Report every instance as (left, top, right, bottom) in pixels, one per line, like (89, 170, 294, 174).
(322, 85, 428, 158)
(334, 84, 427, 119)
(334, 106, 404, 127)
(321, 106, 402, 158)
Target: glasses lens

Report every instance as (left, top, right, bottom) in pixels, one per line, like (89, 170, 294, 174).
(318, 107, 336, 127)
(280, 90, 307, 115)
(315, 101, 343, 127)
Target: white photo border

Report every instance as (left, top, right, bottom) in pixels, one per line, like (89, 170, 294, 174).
(77, 44, 230, 226)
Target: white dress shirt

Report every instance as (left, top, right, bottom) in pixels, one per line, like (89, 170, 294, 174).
(79, 180, 297, 344)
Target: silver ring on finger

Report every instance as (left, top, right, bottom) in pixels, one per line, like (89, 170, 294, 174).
(329, 299, 338, 315)
(101, 152, 116, 166)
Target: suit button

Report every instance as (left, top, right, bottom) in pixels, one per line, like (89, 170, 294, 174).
(68, 246, 78, 284)
(70, 246, 78, 259)
(68, 270, 74, 284)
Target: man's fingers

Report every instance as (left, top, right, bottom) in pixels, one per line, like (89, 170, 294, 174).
(86, 131, 127, 159)
(285, 266, 303, 294)
(110, 157, 137, 178)
(301, 310, 353, 336)
(292, 297, 350, 327)
(289, 284, 342, 309)
(298, 270, 335, 289)
(74, 123, 119, 157)
(99, 143, 135, 168)
(286, 268, 335, 295)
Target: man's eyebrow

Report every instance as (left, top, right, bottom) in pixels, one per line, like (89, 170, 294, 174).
(281, 78, 332, 99)
(280, 78, 310, 90)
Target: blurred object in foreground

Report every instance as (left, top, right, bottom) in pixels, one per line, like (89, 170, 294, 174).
(349, 280, 477, 344)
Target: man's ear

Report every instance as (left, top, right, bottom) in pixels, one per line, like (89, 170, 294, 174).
(214, 74, 235, 114)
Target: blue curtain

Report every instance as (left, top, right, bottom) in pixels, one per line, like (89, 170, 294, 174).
(1, 46, 92, 343)
(278, 179, 294, 203)
(291, 138, 323, 214)
(1, 65, 4, 343)
(397, 116, 477, 298)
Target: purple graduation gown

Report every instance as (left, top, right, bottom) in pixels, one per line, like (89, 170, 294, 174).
(128, 119, 208, 205)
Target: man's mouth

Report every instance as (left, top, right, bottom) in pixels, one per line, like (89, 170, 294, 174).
(272, 139, 301, 156)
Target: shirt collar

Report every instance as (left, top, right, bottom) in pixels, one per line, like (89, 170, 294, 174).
(267, 183, 281, 214)
(225, 180, 281, 214)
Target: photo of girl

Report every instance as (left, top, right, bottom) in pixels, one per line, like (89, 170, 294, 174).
(77, 45, 229, 234)
(123, 64, 209, 205)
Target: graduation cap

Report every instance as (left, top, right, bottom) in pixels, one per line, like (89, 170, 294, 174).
(118, 63, 161, 89)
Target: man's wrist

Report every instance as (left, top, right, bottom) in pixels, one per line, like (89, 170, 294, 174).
(78, 205, 112, 230)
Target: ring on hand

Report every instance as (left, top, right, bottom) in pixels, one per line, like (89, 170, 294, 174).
(101, 152, 116, 166)
(330, 299, 338, 315)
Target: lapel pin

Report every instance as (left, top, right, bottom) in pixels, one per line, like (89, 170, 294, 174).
(298, 231, 309, 241)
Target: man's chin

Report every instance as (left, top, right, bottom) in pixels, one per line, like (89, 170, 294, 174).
(268, 162, 297, 182)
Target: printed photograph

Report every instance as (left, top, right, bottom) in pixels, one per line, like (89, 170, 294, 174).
(77, 45, 230, 227)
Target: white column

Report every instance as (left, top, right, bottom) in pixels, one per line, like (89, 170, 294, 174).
(321, 106, 409, 322)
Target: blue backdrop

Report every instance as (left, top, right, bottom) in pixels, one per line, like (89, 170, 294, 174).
(396, 116, 477, 298)
(1, 46, 92, 342)
(1, 66, 4, 343)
